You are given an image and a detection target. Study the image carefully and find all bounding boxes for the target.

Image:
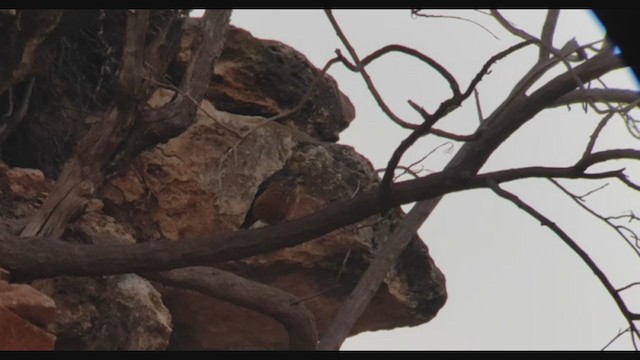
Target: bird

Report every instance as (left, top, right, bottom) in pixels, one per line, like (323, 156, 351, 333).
(240, 169, 303, 229)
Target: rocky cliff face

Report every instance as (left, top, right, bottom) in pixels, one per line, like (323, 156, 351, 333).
(0, 18, 446, 350)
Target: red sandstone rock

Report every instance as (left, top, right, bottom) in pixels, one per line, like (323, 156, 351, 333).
(0, 281, 56, 327)
(0, 308, 56, 350)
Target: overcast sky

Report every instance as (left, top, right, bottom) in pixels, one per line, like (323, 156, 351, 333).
(196, 9, 640, 350)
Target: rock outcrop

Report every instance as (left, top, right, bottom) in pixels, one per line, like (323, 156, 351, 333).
(0, 16, 447, 350)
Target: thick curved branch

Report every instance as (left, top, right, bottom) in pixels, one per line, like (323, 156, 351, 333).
(325, 10, 421, 130)
(3, 149, 640, 279)
(360, 44, 460, 97)
(489, 182, 640, 341)
(145, 267, 318, 350)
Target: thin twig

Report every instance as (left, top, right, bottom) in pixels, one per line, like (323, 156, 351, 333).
(575, 183, 609, 200)
(617, 282, 640, 292)
(606, 211, 640, 223)
(490, 181, 640, 345)
(408, 142, 454, 170)
(326, 10, 423, 130)
(583, 99, 640, 158)
(380, 40, 533, 191)
(473, 88, 484, 122)
(550, 179, 640, 258)
(538, 10, 560, 61)
(583, 111, 616, 157)
(376, 165, 422, 180)
(359, 44, 460, 97)
(410, 9, 500, 40)
(616, 225, 640, 247)
(602, 327, 630, 350)
(490, 9, 537, 41)
(376, 142, 452, 180)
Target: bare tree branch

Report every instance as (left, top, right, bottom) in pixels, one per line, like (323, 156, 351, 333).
(145, 267, 318, 350)
(606, 212, 640, 223)
(539, 10, 560, 61)
(549, 179, 640, 259)
(583, 112, 617, 158)
(4, 149, 640, 279)
(429, 128, 478, 141)
(319, 198, 440, 350)
(490, 9, 537, 41)
(376, 166, 422, 180)
(615, 173, 640, 192)
(553, 89, 640, 108)
(575, 183, 609, 200)
(406, 142, 454, 170)
(410, 9, 500, 40)
(617, 282, 640, 292)
(19, 11, 233, 241)
(380, 40, 537, 191)
(489, 181, 640, 343)
(359, 44, 461, 97)
(325, 10, 419, 130)
(473, 88, 484, 122)
(603, 327, 631, 350)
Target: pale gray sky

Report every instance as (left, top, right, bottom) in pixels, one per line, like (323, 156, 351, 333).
(195, 9, 640, 350)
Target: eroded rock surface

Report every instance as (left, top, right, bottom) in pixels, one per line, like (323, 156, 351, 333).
(0, 16, 447, 350)
(33, 274, 172, 350)
(102, 98, 446, 349)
